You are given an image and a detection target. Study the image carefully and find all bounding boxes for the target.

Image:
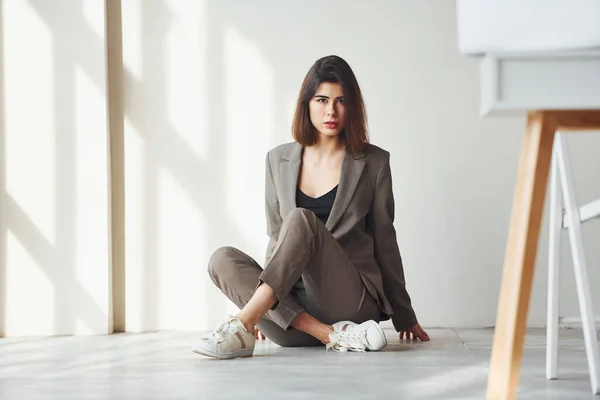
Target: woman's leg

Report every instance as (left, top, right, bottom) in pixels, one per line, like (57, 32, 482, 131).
(229, 208, 380, 341)
(256, 319, 321, 347)
(258, 208, 380, 326)
(199, 208, 382, 357)
(208, 246, 321, 347)
(234, 280, 333, 344)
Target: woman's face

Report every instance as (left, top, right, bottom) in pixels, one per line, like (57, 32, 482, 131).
(309, 82, 345, 139)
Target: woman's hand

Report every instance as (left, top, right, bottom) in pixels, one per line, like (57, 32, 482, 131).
(399, 323, 430, 341)
(254, 329, 266, 340)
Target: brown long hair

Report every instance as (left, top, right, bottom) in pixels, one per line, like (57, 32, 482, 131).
(292, 55, 369, 154)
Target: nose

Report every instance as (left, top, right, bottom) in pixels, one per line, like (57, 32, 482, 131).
(326, 102, 337, 116)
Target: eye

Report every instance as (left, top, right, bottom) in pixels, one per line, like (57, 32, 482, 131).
(337, 98, 344, 104)
(316, 98, 326, 103)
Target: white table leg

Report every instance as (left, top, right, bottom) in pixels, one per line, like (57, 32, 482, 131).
(555, 133, 600, 395)
(546, 144, 561, 380)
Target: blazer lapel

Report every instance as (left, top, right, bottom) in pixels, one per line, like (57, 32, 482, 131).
(279, 142, 302, 215)
(325, 148, 366, 231)
(279, 142, 366, 231)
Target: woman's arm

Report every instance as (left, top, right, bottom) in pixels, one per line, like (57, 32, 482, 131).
(367, 151, 418, 331)
(264, 152, 282, 266)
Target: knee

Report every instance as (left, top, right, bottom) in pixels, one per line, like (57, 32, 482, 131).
(283, 208, 318, 236)
(207, 246, 238, 281)
(286, 207, 314, 224)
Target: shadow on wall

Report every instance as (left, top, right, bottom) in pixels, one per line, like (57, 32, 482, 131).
(122, 0, 298, 329)
(120, 1, 234, 329)
(2, 0, 109, 335)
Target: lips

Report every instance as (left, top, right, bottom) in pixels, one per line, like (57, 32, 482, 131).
(324, 121, 338, 128)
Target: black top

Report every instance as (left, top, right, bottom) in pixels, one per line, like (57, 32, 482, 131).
(295, 185, 338, 225)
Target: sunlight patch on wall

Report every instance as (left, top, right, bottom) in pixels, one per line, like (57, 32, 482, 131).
(165, 0, 209, 162)
(76, 318, 92, 335)
(223, 26, 274, 259)
(157, 166, 206, 330)
(74, 66, 110, 330)
(121, 0, 143, 81)
(5, 231, 54, 336)
(124, 116, 145, 332)
(82, 0, 104, 39)
(4, 0, 55, 246)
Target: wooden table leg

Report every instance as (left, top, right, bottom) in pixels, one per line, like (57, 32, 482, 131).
(487, 111, 556, 399)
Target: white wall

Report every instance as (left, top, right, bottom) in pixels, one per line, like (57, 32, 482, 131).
(2, 0, 600, 336)
(119, 0, 600, 331)
(0, 0, 111, 336)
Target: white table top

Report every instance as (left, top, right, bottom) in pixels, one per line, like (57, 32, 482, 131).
(456, 0, 600, 56)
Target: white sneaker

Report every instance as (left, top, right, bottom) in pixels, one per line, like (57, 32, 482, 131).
(327, 320, 387, 352)
(192, 316, 255, 359)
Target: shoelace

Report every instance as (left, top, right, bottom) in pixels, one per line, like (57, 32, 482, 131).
(326, 330, 368, 352)
(211, 317, 237, 343)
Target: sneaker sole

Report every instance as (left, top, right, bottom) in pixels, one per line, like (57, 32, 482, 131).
(365, 321, 387, 351)
(192, 347, 254, 360)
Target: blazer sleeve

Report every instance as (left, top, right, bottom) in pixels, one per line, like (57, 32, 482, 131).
(264, 152, 282, 266)
(368, 152, 417, 331)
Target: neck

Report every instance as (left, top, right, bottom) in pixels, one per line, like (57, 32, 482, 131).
(309, 135, 344, 158)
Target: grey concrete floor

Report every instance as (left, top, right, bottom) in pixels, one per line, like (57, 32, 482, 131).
(0, 328, 597, 399)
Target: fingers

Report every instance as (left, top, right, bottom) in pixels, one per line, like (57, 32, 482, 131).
(399, 330, 413, 340)
(413, 325, 430, 341)
(416, 324, 430, 341)
(399, 325, 431, 342)
(418, 326, 430, 341)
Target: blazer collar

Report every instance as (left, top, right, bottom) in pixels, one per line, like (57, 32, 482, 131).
(279, 141, 366, 231)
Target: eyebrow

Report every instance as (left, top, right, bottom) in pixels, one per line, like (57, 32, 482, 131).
(314, 95, 344, 100)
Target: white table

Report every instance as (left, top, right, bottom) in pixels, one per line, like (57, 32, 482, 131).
(476, 51, 600, 399)
(456, 2, 600, 396)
